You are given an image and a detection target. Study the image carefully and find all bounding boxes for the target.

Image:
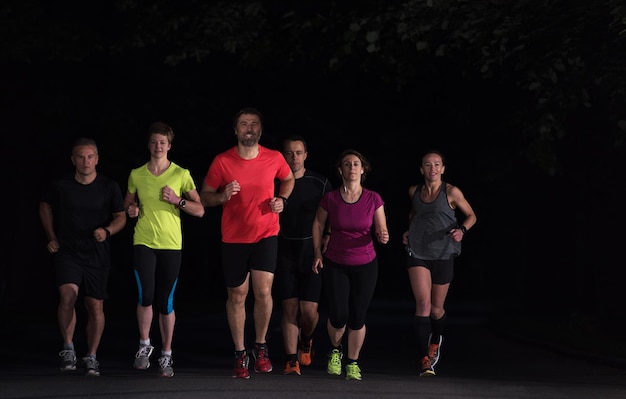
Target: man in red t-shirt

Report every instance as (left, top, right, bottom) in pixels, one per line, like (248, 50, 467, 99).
(201, 107, 294, 379)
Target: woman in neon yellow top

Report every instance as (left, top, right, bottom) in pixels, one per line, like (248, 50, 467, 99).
(124, 121, 204, 378)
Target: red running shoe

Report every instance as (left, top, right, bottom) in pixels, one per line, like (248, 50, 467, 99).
(232, 351, 250, 379)
(253, 344, 273, 373)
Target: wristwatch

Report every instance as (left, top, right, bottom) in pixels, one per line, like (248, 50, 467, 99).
(178, 198, 186, 208)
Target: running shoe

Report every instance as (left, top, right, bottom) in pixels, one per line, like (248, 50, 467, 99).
(419, 355, 435, 377)
(345, 362, 362, 380)
(232, 351, 250, 379)
(283, 360, 301, 375)
(326, 349, 343, 376)
(298, 338, 314, 366)
(134, 344, 154, 370)
(253, 343, 273, 373)
(82, 356, 100, 376)
(428, 334, 443, 367)
(158, 355, 174, 377)
(59, 349, 77, 371)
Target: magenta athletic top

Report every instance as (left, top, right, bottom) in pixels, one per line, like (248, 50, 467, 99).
(320, 188, 384, 266)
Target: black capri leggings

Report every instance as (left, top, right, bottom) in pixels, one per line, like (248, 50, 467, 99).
(322, 257, 378, 331)
(133, 245, 181, 315)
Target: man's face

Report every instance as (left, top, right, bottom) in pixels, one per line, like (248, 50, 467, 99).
(283, 140, 307, 174)
(235, 113, 262, 147)
(71, 145, 99, 176)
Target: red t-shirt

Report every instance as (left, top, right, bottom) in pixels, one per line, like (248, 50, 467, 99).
(204, 146, 291, 243)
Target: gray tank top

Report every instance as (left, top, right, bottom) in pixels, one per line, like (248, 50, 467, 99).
(407, 183, 461, 260)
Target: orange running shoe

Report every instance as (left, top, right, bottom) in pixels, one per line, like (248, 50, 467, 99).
(298, 338, 314, 366)
(428, 334, 443, 367)
(419, 355, 435, 377)
(283, 360, 301, 375)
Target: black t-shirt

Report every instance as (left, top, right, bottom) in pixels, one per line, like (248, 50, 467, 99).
(42, 173, 124, 254)
(278, 169, 332, 239)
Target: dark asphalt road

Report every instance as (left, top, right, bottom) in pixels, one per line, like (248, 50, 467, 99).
(3, 298, 626, 399)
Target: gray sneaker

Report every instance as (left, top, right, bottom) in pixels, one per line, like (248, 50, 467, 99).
(158, 355, 174, 377)
(59, 349, 77, 371)
(134, 345, 154, 370)
(83, 356, 100, 376)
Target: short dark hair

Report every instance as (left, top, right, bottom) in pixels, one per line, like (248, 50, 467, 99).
(72, 137, 98, 154)
(232, 107, 263, 129)
(282, 135, 308, 152)
(147, 121, 174, 143)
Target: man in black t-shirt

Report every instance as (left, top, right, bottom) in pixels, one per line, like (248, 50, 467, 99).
(40, 138, 126, 376)
(275, 135, 332, 376)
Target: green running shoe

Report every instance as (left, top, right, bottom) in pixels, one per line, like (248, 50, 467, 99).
(345, 362, 362, 380)
(326, 349, 343, 376)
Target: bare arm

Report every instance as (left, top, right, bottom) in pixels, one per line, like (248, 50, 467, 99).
(124, 191, 139, 218)
(179, 189, 205, 218)
(447, 184, 477, 242)
(373, 205, 389, 244)
(269, 170, 295, 213)
(403, 185, 418, 245)
(160, 185, 204, 218)
(275, 170, 295, 201)
(107, 211, 127, 235)
(311, 206, 328, 274)
(39, 201, 59, 253)
(200, 180, 240, 207)
(93, 211, 126, 242)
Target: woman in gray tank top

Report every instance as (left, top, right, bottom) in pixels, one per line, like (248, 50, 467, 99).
(402, 150, 477, 377)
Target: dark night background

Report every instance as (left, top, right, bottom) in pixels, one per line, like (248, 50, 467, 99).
(2, 1, 626, 346)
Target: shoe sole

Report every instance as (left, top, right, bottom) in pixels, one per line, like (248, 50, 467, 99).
(85, 370, 100, 377)
(254, 367, 273, 373)
(283, 362, 301, 375)
(60, 366, 77, 371)
(134, 361, 151, 370)
(420, 370, 436, 377)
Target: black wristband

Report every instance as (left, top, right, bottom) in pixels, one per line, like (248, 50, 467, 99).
(278, 196, 288, 205)
(104, 228, 111, 238)
(460, 226, 467, 234)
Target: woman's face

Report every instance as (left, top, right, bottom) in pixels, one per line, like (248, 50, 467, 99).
(340, 154, 364, 181)
(148, 133, 171, 158)
(420, 153, 445, 180)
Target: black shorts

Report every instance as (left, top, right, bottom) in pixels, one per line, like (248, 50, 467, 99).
(406, 254, 454, 285)
(275, 236, 321, 302)
(221, 236, 278, 288)
(54, 247, 110, 300)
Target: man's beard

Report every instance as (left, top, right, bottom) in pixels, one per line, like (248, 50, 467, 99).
(240, 137, 258, 146)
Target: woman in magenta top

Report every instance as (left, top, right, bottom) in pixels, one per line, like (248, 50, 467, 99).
(312, 149, 389, 381)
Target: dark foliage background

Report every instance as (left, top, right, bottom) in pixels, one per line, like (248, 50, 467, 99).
(2, 1, 625, 337)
